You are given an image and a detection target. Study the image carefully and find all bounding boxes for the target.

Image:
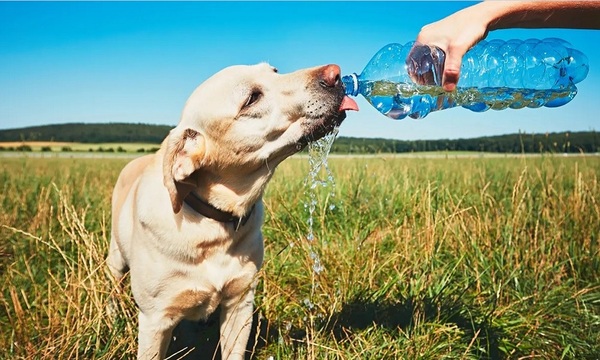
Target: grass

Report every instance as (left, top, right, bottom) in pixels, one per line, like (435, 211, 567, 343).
(1, 154, 599, 359)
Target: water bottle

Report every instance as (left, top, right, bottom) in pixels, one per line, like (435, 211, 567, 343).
(341, 38, 589, 120)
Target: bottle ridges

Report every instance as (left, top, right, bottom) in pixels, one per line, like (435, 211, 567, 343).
(342, 38, 589, 120)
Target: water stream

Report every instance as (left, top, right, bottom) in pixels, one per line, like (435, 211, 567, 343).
(303, 126, 339, 275)
(300, 126, 341, 340)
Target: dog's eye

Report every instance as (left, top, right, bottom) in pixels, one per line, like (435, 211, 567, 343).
(272, 67, 278, 73)
(244, 90, 262, 108)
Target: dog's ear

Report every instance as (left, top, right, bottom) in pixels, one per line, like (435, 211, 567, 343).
(163, 128, 206, 213)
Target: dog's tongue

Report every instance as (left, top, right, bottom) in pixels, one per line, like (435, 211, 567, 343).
(339, 95, 359, 112)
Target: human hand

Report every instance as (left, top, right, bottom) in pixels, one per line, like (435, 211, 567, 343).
(411, 3, 491, 91)
(409, 0, 599, 91)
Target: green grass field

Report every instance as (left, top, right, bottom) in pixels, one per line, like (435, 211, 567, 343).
(1, 154, 599, 359)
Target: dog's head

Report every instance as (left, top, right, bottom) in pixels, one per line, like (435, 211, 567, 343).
(162, 63, 358, 214)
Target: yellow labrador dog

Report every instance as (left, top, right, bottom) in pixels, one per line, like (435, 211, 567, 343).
(107, 63, 358, 359)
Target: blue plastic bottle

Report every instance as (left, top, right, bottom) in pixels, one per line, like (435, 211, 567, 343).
(342, 38, 589, 120)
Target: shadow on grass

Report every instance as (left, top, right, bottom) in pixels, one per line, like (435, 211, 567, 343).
(323, 291, 506, 360)
(165, 309, 278, 360)
(165, 292, 505, 359)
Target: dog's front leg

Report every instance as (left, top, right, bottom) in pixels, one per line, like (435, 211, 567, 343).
(219, 289, 254, 360)
(137, 312, 174, 360)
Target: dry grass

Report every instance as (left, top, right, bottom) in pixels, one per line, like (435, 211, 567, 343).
(1, 154, 599, 359)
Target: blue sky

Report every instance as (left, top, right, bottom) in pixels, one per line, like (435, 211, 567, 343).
(1, 1, 599, 141)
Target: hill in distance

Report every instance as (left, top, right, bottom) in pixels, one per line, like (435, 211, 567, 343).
(0, 122, 598, 154)
(0, 123, 173, 144)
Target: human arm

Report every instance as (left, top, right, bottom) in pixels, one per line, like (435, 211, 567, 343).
(414, 1, 600, 91)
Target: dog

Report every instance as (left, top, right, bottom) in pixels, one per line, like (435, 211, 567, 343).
(107, 62, 358, 359)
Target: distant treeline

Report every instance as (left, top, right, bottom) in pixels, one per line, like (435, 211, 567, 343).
(332, 131, 600, 154)
(0, 123, 598, 154)
(0, 123, 173, 144)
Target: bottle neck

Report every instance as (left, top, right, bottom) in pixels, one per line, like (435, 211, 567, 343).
(341, 74, 359, 96)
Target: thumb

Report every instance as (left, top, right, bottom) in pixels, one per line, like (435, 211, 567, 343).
(442, 51, 462, 92)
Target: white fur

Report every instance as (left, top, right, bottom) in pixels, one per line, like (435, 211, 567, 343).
(107, 62, 348, 359)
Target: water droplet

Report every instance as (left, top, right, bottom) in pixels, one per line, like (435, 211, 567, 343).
(312, 260, 324, 274)
(310, 251, 324, 274)
(303, 298, 315, 310)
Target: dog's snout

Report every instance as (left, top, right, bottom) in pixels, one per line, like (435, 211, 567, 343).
(319, 64, 341, 88)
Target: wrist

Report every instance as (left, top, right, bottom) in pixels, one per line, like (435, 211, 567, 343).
(474, 1, 532, 32)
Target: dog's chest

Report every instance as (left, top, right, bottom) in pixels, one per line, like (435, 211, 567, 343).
(136, 198, 263, 321)
(139, 210, 236, 263)
(164, 253, 256, 321)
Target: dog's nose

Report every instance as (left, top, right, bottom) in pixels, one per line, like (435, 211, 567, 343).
(319, 64, 341, 88)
